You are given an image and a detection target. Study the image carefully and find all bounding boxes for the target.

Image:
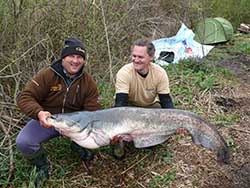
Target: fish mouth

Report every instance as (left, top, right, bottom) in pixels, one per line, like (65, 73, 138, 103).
(50, 115, 57, 120)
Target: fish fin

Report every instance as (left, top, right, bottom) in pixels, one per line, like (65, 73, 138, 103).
(217, 147, 230, 164)
(191, 132, 230, 164)
(191, 134, 215, 149)
(133, 135, 170, 148)
(91, 128, 111, 146)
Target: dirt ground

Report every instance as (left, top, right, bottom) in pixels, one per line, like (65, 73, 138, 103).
(65, 54, 250, 188)
(214, 54, 250, 188)
(173, 54, 250, 188)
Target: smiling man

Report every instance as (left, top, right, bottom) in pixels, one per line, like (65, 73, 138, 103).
(16, 37, 101, 186)
(115, 39, 174, 109)
(113, 39, 174, 159)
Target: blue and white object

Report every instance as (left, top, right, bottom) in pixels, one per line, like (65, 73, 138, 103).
(153, 24, 214, 65)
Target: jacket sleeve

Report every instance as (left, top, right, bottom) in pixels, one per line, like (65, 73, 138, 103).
(159, 94, 174, 109)
(114, 93, 128, 107)
(17, 69, 50, 119)
(82, 75, 101, 111)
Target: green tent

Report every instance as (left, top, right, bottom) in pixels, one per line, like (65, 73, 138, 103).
(194, 17, 234, 44)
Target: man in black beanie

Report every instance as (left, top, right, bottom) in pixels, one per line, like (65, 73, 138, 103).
(61, 38, 86, 60)
(16, 37, 101, 187)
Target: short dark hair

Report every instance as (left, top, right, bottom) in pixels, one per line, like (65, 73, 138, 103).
(132, 39, 155, 57)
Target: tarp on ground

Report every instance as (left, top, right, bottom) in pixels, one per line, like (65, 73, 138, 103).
(153, 23, 214, 65)
(194, 17, 234, 44)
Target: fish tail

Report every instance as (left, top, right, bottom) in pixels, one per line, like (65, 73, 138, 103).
(217, 147, 230, 164)
(189, 128, 230, 164)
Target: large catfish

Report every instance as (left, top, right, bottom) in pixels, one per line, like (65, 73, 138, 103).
(47, 107, 230, 163)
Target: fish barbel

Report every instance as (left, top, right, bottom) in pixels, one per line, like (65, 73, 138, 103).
(47, 107, 230, 163)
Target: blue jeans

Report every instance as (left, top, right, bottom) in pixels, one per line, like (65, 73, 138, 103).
(16, 119, 60, 156)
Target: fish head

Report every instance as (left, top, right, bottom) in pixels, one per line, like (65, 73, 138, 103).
(47, 114, 82, 133)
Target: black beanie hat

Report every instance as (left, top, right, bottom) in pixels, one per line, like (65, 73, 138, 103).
(61, 38, 86, 59)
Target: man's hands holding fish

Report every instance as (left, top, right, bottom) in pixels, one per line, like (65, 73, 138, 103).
(38, 111, 53, 128)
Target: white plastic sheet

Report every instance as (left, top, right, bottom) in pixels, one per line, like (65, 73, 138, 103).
(152, 24, 214, 65)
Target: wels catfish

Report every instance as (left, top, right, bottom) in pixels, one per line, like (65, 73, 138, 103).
(47, 107, 230, 163)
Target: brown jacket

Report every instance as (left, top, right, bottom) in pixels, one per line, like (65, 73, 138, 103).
(17, 60, 101, 119)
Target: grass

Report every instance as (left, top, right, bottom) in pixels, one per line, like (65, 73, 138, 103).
(213, 112, 240, 126)
(165, 58, 234, 113)
(149, 170, 176, 188)
(233, 34, 250, 54)
(98, 81, 115, 108)
(226, 137, 237, 151)
(160, 150, 174, 164)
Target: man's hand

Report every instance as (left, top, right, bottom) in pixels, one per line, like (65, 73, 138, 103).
(176, 128, 189, 135)
(37, 111, 53, 128)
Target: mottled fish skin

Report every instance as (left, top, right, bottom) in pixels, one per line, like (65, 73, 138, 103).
(47, 107, 230, 164)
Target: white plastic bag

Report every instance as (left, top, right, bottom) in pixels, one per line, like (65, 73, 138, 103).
(153, 24, 214, 65)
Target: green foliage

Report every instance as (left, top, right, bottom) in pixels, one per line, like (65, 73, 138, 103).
(165, 59, 227, 108)
(149, 170, 176, 188)
(235, 42, 250, 54)
(227, 137, 237, 151)
(27, 168, 39, 188)
(190, 0, 250, 29)
(2, 149, 34, 187)
(161, 150, 174, 164)
(98, 82, 115, 108)
(213, 112, 240, 126)
(44, 137, 80, 179)
(210, 0, 250, 29)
